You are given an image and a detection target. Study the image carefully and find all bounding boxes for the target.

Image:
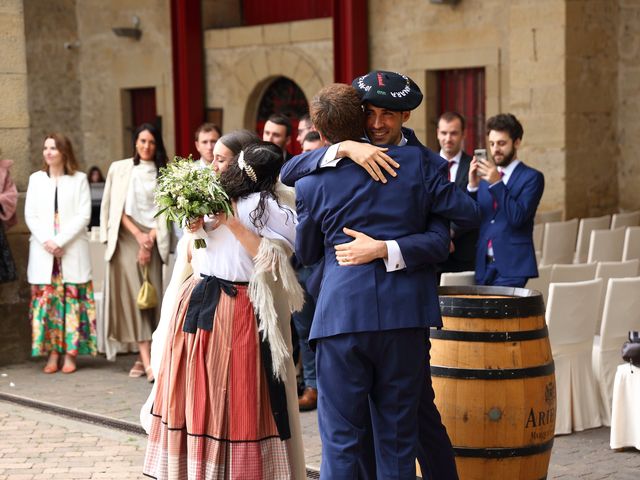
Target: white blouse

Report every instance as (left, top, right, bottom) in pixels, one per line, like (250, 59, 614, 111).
(191, 193, 297, 282)
(124, 160, 157, 228)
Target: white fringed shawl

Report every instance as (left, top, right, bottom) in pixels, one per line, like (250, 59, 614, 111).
(249, 236, 304, 382)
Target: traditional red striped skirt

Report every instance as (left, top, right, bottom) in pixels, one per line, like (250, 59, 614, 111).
(143, 276, 292, 480)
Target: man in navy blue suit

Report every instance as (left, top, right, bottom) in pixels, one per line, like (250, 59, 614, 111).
(282, 71, 466, 480)
(295, 83, 437, 479)
(469, 113, 544, 288)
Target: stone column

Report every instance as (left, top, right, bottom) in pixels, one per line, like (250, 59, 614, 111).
(0, 0, 33, 365)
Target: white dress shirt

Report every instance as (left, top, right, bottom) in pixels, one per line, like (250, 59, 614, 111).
(124, 161, 157, 228)
(317, 134, 409, 272)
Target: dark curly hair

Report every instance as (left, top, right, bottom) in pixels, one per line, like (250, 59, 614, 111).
(220, 141, 288, 229)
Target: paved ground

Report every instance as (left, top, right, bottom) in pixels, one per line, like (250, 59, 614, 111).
(0, 356, 639, 479)
(0, 402, 146, 479)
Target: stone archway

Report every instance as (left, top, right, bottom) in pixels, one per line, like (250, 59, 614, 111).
(238, 47, 330, 130)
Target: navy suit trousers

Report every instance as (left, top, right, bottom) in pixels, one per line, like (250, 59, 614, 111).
(316, 329, 426, 480)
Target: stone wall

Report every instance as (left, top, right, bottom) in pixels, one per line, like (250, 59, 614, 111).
(0, 0, 31, 190)
(617, 0, 640, 212)
(204, 18, 333, 133)
(565, 0, 619, 218)
(23, 0, 82, 175)
(508, 0, 567, 215)
(75, 0, 175, 174)
(0, 0, 32, 365)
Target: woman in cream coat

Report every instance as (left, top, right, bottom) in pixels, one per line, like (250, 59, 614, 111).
(100, 123, 170, 380)
(25, 133, 96, 374)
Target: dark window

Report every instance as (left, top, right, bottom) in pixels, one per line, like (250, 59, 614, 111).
(438, 68, 486, 152)
(256, 77, 308, 155)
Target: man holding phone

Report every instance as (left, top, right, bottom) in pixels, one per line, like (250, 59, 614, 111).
(468, 113, 544, 287)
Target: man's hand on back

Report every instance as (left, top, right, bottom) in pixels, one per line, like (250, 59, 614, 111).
(338, 141, 399, 183)
(334, 227, 388, 266)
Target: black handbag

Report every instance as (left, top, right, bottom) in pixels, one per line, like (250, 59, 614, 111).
(0, 222, 17, 283)
(622, 331, 640, 368)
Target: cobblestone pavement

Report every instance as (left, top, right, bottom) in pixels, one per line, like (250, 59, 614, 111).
(1, 356, 639, 478)
(0, 402, 146, 479)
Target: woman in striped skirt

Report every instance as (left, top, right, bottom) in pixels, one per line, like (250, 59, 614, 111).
(143, 141, 306, 479)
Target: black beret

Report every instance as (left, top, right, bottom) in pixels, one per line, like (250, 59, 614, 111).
(351, 71, 423, 111)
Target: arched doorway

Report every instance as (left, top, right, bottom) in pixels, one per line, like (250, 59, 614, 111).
(256, 77, 309, 155)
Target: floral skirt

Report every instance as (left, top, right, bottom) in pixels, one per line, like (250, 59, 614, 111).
(30, 259, 97, 357)
(143, 276, 292, 480)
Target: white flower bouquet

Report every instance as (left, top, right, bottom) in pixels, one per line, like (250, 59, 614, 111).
(155, 156, 233, 248)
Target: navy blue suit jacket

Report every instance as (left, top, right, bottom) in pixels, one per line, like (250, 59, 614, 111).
(472, 161, 544, 282)
(295, 145, 479, 339)
(283, 128, 480, 275)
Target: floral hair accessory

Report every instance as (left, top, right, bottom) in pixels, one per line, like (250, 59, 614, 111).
(237, 150, 258, 183)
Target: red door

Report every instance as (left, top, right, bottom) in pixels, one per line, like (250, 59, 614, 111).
(438, 68, 486, 152)
(130, 87, 158, 129)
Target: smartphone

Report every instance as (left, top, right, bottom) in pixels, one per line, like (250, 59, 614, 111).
(474, 148, 488, 163)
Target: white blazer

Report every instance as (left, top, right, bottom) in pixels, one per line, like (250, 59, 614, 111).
(100, 158, 170, 263)
(25, 171, 92, 285)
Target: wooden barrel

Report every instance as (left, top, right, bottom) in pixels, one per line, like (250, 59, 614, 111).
(430, 286, 556, 480)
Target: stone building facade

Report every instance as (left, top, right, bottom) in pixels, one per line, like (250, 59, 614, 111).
(1, 0, 640, 362)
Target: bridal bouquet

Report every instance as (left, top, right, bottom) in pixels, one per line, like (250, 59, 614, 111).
(155, 156, 233, 248)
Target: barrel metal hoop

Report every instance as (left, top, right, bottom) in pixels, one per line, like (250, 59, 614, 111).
(439, 300, 545, 318)
(430, 326, 549, 342)
(453, 439, 554, 458)
(431, 362, 555, 380)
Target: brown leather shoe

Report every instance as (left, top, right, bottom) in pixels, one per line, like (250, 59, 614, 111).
(298, 387, 318, 411)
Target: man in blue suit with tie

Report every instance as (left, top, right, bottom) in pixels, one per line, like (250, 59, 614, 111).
(283, 71, 468, 480)
(295, 82, 477, 479)
(469, 113, 544, 287)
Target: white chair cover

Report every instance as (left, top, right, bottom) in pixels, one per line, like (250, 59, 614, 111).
(439, 271, 475, 286)
(574, 215, 611, 263)
(533, 223, 544, 254)
(611, 210, 640, 230)
(526, 264, 552, 305)
(535, 209, 563, 224)
(595, 259, 640, 280)
(550, 262, 596, 284)
(587, 227, 625, 263)
(623, 226, 640, 261)
(593, 260, 640, 334)
(546, 279, 604, 434)
(539, 218, 578, 265)
(592, 277, 640, 426)
(610, 363, 640, 450)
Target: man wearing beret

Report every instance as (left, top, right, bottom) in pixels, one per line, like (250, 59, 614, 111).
(283, 72, 471, 479)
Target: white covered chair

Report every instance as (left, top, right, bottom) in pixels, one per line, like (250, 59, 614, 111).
(610, 363, 640, 450)
(611, 210, 640, 230)
(587, 227, 625, 263)
(622, 226, 640, 261)
(535, 209, 563, 224)
(595, 259, 640, 281)
(539, 218, 579, 266)
(526, 264, 552, 305)
(439, 271, 475, 286)
(533, 223, 544, 256)
(593, 277, 640, 426)
(574, 214, 611, 263)
(546, 278, 604, 434)
(550, 262, 597, 284)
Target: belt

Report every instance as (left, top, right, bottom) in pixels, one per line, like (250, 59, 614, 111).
(486, 255, 496, 264)
(183, 274, 247, 333)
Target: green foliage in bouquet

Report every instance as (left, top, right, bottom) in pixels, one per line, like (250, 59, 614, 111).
(154, 155, 233, 248)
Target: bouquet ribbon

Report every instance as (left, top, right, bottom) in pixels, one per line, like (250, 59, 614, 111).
(183, 274, 246, 333)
